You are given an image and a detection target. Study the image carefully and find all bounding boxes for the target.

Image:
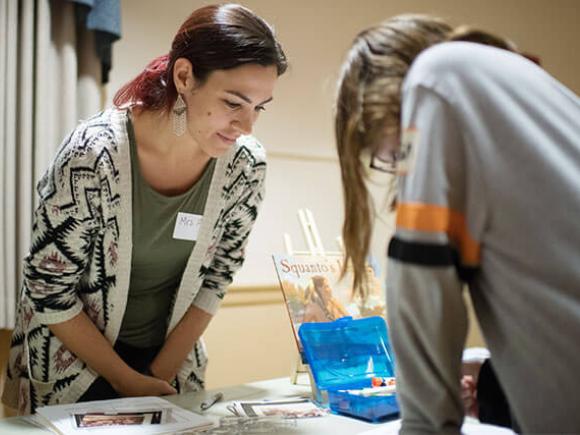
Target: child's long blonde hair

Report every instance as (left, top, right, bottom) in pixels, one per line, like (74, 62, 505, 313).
(335, 15, 516, 297)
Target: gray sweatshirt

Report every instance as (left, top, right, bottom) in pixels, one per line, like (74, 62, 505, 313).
(387, 42, 580, 434)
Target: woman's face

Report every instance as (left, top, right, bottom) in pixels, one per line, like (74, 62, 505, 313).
(182, 63, 278, 158)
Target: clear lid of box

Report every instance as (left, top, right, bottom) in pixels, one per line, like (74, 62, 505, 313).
(298, 316, 395, 391)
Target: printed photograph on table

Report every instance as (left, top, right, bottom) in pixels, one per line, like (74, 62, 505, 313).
(230, 398, 327, 418)
(74, 411, 163, 428)
(33, 396, 214, 434)
(272, 254, 385, 351)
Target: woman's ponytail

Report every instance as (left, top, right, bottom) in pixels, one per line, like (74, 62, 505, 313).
(113, 54, 172, 111)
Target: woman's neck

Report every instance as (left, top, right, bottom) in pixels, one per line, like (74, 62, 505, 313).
(127, 106, 213, 196)
(130, 107, 169, 152)
(129, 106, 208, 162)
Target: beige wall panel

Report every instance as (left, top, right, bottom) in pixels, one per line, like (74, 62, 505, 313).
(110, 0, 580, 158)
(109, 0, 580, 288)
(203, 289, 298, 389)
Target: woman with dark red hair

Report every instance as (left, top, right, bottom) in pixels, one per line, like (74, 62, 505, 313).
(2, 3, 286, 413)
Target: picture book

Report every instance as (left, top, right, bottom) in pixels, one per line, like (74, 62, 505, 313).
(272, 254, 385, 352)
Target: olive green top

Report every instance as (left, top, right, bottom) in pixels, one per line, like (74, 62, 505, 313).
(118, 117, 216, 348)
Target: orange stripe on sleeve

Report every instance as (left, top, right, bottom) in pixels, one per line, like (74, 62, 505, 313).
(396, 202, 481, 266)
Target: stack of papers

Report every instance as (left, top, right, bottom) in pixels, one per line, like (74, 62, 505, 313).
(34, 396, 214, 434)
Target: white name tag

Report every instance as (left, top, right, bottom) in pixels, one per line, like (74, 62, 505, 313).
(173, 212, 203, 241)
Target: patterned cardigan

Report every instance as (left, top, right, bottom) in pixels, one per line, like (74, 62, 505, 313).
(1, 108, 266, 414)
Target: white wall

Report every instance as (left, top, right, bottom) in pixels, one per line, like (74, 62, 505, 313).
(109, 0, 580, 288)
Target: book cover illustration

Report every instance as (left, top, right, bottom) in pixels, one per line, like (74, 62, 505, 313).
(272, 254, 385, 351)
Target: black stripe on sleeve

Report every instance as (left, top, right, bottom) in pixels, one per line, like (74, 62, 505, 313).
(388, 237, 454, 266)
(388, 236, 478, 283)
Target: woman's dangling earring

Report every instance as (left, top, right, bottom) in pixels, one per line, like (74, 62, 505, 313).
(172, 94, 187, 136)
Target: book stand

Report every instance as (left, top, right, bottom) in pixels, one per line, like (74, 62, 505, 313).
(283, 208, 343, 387)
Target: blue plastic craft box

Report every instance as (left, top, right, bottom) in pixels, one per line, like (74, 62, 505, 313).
(298, 316, 399, 422)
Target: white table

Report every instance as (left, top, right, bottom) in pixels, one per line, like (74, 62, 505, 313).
(0, 377, 393, 434)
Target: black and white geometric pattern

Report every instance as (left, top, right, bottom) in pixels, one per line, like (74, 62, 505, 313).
(2, 109, 266, 413)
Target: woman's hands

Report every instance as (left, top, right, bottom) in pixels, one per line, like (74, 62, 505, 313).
(461, 374, 479, 418)
(48, 311, 177, 398)
(112, 371, 176, 397)
(461, 348, 490, 418)
(149, 305, 212, 382)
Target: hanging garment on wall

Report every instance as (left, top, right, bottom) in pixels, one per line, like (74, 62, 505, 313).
(68, 0, 122, 84)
